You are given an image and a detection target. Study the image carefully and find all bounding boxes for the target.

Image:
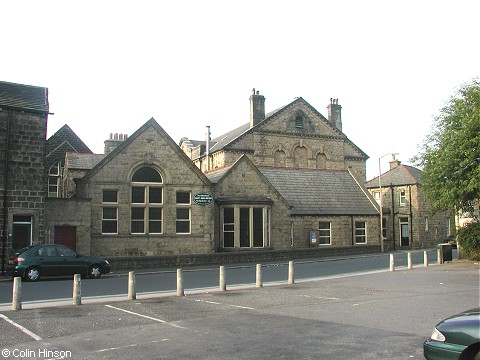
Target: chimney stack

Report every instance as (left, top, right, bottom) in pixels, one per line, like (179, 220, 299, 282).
(327, 98, 342, 131)
(104, 133, 128, 155)
(389, 154, 401, 170)
(249, 88, 265, 128)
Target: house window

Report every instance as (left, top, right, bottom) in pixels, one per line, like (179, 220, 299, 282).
(318, 222, 331, 245)
(131, 167, 163, 234)
(295, 115, 304, 128)
(355, 221, 367, 244)
(12, 215, 32, 250)
(176, 191, 191, 234)
(373, 191, 381, 204)
(48, 162, 61, 197)
(223, 208, 235, 247)
(399, 189, 407, 206)
(102, 190, 118, 234)
(221, 206, 270, 248)
(382, 217, 387, 238)
(425, 216, 429, 231)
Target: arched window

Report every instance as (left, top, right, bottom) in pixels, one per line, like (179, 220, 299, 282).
(48, 162, 61, 197)
(131, 167, 163, 234)
(294, 146, 307, 168)
(316, 153, 327, 169)
(295, 115, 304, 129)
(274, 150, 286, 167)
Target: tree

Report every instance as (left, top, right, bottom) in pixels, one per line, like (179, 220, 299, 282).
(414, 78, 480, 215)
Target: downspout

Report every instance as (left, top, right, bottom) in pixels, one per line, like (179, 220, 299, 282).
(1, 109, 12, 274)
(409, 185, 413, 249)
(206, 126, 210, 172)
(351, 215, 354, 245)
(391, 185, 395, 250)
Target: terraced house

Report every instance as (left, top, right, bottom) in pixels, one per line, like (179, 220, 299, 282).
(2, 81, 384, 269)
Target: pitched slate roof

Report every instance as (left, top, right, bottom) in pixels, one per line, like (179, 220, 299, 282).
(0, 81, 49, 113)
(365, 164, 423, 188)
(65, 153, 105, 170)
(47, 124, 92, 156)
(258, 167, 379, 216)
(205, 166, 231, 184)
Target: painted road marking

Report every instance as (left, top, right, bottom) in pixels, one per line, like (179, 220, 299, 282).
(0, 313, 42, 341)
(105, 304, 191, 330)
(194, 299, 255, 310)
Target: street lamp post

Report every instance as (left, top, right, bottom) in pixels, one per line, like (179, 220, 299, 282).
(378, 153, 390, 253)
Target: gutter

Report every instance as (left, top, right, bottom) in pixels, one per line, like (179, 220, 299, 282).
(1, 109, 12, 274)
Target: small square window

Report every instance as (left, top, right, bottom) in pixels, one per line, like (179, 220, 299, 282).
(103, 190, 118, 203)
(176, 192, 191, 204)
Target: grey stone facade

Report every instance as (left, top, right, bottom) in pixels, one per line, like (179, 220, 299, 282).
(2, 83, 385, 264)
(0, 81, 49, 270)
(365, 156, 452, 250)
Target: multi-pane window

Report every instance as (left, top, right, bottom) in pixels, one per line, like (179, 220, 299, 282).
(223, 208, 234, 247)
(318, 222, 331, 245)
(355, 221, 367, 244)
(399, 189, 407, 206)
(102, 190, 118, 234)
(295, 115, 304, 128)
(48, 162, 61, 197)
(221, 206, 270, 248)
(176, 191, 191, 234)
(131, 167, 163, 234)
(373, 191, 381, 204)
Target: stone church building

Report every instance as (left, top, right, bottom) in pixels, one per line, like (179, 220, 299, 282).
(2, 81, 387, 268)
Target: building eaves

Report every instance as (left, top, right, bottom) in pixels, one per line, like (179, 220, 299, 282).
(0, 81, 49, 113)
(365, 164, 423, 188)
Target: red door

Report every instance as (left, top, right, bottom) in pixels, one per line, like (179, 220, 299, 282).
(54, 226, 77, 250)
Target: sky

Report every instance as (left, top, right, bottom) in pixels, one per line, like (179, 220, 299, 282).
(1, 0, 479, 180)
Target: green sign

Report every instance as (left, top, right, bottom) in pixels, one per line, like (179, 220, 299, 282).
(193, 193, 214, 205)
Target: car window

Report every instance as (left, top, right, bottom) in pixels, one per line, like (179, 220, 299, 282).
(56, 245, 77, 257)
(37, 245, 57, 257)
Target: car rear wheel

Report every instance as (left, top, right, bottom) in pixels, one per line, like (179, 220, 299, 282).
(88, 265, 102, 279)
(25, 267, 41, 282)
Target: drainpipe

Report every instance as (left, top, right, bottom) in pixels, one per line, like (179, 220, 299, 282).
(409, 185, 413, 249)
(206, 126, 210, 172)
(351, 215, 354, 245)
(1, 109, 12, 274)
(391, 185, 395, 250)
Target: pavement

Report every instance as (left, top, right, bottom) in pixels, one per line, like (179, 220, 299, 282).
(0, 259, 478, 360)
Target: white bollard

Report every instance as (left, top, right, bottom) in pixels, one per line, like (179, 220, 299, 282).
(73, 274, 82, 305)
(390, 254, 395, 272)
(437, 247, 443, 264)
(219, 266, 226, 291)
(12, 277, 22, 311)
(177, 268, 184, 297)
(128, 271, 136, 300)
(256, 264, 263, 288)
(424, 250, 429, 267)
(407, 251, 413, 270)
(288, 261, 295, 284)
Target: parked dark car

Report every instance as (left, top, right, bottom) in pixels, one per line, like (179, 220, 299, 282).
(424, 308, 480, 360)
(6, 244, 111, 281)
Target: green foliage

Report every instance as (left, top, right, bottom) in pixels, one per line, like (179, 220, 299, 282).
(458, 222, 480, 260)
(414, 78, 480, 214)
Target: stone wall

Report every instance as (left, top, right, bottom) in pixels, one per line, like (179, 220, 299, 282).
(107, 244, 382, 270)
(80, 125, 215, 257)
(0, 108, 47, 254)
(44, 198, 92, 254)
